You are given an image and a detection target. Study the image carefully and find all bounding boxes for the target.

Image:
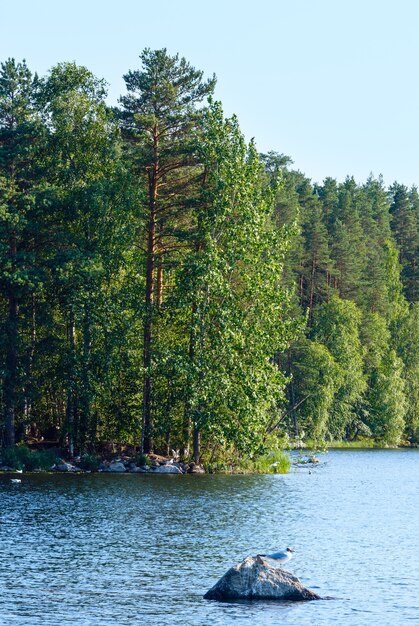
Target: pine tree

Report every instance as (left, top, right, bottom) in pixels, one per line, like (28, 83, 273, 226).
(0, 59, 42, 446)
(389, 183, 418, 302)
(297, 178, 332, 315)
(39, 62, 123, 452)
(356, 177, 398, 315)
(119, 48, 215, 453)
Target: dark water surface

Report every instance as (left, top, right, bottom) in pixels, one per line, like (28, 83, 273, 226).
(0, 449, 418, 625)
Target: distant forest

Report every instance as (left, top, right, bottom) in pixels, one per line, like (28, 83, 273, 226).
(0, 49, 417, 461)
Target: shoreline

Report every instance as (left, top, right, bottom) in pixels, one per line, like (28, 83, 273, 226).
(1, 446, 417, 478)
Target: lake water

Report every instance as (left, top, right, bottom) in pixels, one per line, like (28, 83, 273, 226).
(0, 449, 418, 625)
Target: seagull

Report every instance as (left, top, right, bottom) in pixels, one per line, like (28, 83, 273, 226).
(259, 547, 294, 568)
(10, 478, 22, 484)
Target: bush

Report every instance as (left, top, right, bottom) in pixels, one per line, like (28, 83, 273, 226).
(1, 445, 57, 470)
(203, 450, 291, 474)
(79, 453, 100, 471)
(204, 461, 230, 474)
(1, 447, 21, 469)
(252, 449, 291, 474)
(135, 452, 150, 467)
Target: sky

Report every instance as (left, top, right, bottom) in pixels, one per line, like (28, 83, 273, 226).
(2, 0, 419, 187)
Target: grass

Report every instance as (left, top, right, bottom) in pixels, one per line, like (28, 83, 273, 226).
(328, 438, 376, 449)
(204, 449, 291, 474)
(252, 449, 291, 474)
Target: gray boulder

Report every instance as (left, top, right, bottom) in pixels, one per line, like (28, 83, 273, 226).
(106, 461, 127, 473)
(204, 555, 320, 601)
(153, 464, 183, 474)
(53, 461, 80, 472)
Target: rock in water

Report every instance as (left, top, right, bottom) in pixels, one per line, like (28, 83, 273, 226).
(204, 555, 320, 601)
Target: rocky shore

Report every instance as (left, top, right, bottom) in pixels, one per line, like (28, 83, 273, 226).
(0, 453, 205, 475)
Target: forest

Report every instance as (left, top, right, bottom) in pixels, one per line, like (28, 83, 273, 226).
(0, 49, 417, 464)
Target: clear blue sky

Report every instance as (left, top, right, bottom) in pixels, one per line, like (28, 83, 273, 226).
(2, 0, 419, 187)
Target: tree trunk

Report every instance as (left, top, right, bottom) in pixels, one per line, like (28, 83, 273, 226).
(165, 425, 171, 457)
(182, 301, 197, 458)
(23, 294, 36, 421)
(156, 253, 164, 307)
(156, 220, 164, 307)
(66, 311, 76, 457)
(309, 255, 316, 314)
(192, 285, 207, 464)
(4, 280, 18, 447)
(79, 302, 92, 450)
(193, 424, 201, 463)
(299, 273, 304, 305)
(288, 350, 299, 439)
(141, 124, 158, 454)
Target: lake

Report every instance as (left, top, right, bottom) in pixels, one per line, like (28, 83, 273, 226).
(0, 449, 418, 625)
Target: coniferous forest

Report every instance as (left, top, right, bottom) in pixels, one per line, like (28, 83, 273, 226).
(0, 49, 417, 463)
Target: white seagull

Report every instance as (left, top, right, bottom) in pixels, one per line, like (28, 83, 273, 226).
(259, 547, 294, 568)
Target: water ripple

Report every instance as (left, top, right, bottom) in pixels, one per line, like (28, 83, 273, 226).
(0, 449, 418, 625)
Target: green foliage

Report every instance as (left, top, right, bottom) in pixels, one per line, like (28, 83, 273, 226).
(79, 453, 100, 471)
(251, 449, 291, 474)
(170, 100, 295, 457)
(312, 296, 366, 438)
(285, 339, 341, 440)
(328, 439, 375, 449)
(389, 183, 418, 302)
(203, 448, 290, 474)
(135, 452, 150, 467)
(364, 349, 406, 445)
(1, 445, 56, 470)
(390, 303, 419, 442)
(0, 50, 417, 459)
(119, 48, 216, 454)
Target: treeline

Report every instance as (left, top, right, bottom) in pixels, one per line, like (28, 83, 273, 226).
(267, 162, 418, 445)
(0, 50, 417, 461)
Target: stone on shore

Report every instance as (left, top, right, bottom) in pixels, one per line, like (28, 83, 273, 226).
(153, 464, 183, 474)
(53, 461, 80, 472)
(106, 461, 127, 472)
(204, 555, 320, 601)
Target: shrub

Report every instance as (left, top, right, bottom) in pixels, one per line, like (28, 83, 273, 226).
(252, 449, 291, 474)
(204, 461, 229, 474)
(203, 450, 291, 474)
(1, 445, 56, 470)
(1, 447, 21, 469)
(135, 452, 150, 467)
(79, 453, 100, 471)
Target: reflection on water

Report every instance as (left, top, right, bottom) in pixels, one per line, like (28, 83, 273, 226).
(1, 450, 418, 625)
